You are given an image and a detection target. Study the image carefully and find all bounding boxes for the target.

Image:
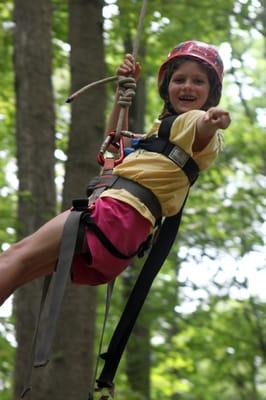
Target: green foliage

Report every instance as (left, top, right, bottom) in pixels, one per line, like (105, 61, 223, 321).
(51, 0, 71, 173)
(0, 0, 15, 154)
(0, 0, 17, 249)
(52, 0, 69, 69)
(0, 317, 15, 399)
(151, 296, 266, 399)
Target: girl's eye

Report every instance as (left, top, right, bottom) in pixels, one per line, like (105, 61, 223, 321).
(194, 79, 205, 84)
(173, 77, 185, 84)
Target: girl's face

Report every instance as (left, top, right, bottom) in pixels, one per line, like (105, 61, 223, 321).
(167, 60, 210, 114)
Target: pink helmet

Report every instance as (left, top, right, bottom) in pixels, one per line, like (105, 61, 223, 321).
(158, 40, 224, 85)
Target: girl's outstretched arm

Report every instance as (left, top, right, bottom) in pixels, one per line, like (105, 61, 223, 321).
(193, 107, 231, 151)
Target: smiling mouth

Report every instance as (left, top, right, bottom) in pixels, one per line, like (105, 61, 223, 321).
(179, 95, 196, 102)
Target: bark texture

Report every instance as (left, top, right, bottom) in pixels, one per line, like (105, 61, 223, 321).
(13, 0, 56, 398)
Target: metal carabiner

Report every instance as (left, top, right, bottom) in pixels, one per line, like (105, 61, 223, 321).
(97, 132, 125, 167)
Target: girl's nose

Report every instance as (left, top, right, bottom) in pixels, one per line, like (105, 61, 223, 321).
(183, 79, 192, 88)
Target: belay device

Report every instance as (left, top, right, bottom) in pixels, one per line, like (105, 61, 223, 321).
(20, 1, 200, 399)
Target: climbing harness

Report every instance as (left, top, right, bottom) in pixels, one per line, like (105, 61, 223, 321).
(87, 123, 199, 399)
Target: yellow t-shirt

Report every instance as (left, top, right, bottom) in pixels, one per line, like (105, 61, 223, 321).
(101, 110, 223, 225)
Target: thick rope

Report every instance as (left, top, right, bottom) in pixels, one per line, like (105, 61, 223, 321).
(117, 76, 136, 107)
(66, 76, 117, 103)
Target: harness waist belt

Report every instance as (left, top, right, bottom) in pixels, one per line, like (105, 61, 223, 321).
(112, 175, 161, 220)
(93, 174, 162, 221)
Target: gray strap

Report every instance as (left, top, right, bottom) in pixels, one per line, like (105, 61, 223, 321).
(34, 210, 84, 367)
(21, 210, 86, 398)
(20, 274, 52, 398)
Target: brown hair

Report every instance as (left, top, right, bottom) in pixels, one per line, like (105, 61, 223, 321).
(158, 57, 222, 119)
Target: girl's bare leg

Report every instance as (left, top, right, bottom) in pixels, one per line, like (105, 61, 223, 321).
(0, 210, 71, 305)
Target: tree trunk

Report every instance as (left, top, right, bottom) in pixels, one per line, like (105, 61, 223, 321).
(13, 0, 56, 398)
(62, 0, 106, 205)
(42, 1, 106, 399)
(13, 0, 106, 399)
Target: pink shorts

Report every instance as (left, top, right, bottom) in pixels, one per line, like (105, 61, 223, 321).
(71, 197, 152, 285)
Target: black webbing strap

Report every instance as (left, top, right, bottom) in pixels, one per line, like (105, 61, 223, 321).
(94, 193, 189, 391)
(139, 136, 199, 184)
(137, 115, 199, 185)
(158, 114, 178, 139)
(21, 209, 85, 398)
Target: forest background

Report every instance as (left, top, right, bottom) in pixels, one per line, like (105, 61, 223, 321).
(0, 0, 265, 399)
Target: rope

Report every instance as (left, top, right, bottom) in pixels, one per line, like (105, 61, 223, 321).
(114, 0, 148, 141)
(89, 281, 115, 397)
(132, 0, 148, 59)
(66, 76, 117, 103)
(117, 76, 136, 107)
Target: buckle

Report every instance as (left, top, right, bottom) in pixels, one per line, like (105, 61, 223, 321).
(168, 146, 189, 168)
(72, 198, 89, 211)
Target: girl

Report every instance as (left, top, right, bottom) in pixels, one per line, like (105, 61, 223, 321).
(0, 40, 231, 305)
